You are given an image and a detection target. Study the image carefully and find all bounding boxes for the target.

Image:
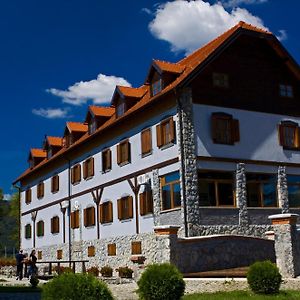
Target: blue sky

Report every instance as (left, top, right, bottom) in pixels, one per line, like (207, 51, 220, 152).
(1, 0, 299, 197)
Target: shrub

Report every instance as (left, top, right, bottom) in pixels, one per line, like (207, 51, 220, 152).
(0, 257, 16, 267)
(247, 260, 282, 294)
(30, 275, 39, 288)
(100, 266, 113, 277)
(137, 263, 185, 300)
(53, 266, 73, 274)
(116, 266, 133, 278)
(42, 272, 114, 300)
(87, 266, 99, 277)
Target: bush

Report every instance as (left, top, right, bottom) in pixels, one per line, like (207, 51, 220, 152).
(137, 263, 185, 300)
(30, 275, 39, 288)
(53, 266, 73, 274)
(100, 266, 113, 277)
(116, 266, 133, 278)
(87, 266, 99, 277)
(0, 257, 16, 267)
(247, 260, 282, 294)
(42, 272, 114, 300)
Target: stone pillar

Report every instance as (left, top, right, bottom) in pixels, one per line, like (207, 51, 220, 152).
(177, 88, 200, 237)
(277, 166, 289, 213)
(269, 214, 300, 278)
(152, 169, 161, 226)
(154, 225, 180, 264)
(236, 163, 248, 227)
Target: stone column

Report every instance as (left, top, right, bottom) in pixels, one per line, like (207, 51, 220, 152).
(152, 169, 161, 226)
(236, 163, 248, 227)
(277, 166, 289, 213)
(269, 214, 300, 278)
(154, 225, 180, 264)
(177, 88, 200, 237)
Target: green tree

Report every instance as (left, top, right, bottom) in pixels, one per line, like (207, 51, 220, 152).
(9, 190, 20, 248)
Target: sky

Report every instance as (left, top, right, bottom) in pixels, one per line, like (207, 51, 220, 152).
(0, 0, 299, 198)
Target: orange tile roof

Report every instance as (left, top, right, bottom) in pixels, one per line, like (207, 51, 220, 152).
(66, 122, 88, 133)
(15, 22, 298, 184)
(47, 136, 63, 147)
(89, 106, 115, 118)
(117, 86, 148, 98)
(153, 60, 185, 74)
(30, 148, 47, 159)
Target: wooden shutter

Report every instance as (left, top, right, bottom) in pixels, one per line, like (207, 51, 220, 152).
(131, 241, 142, 255)
(146, 190, 153, 214)
(108, 202, 113, 222)
(139, 193, 145, 216)
(89, 157, 94, 177)
(84, 208, 88, 227)
(88, 246, 95, 257)
(70, 212, 75, 229)
(128, 196, 133, 218)
(76, 165, 81, 183)
(41, 221, 44, 236)
(91, 207, 95, 226)
(108, 243, 116, 256)
(99, 204, 104, 223)
(296, 127, 300, 149)
(231, 119, 240, 142)
(169, 118, 175, 143)
(75, 210, 79, 228)
(156, 124, 162, 148)
(37, 251, 42, 260)
(107, 149, 112, 169)
(57, 250, 62, 260)
(141, 129, 152, 154)
(278, 124, 285, 146)
(51, 217, 54, 233)
(117, 144, 121, 165)
(117, 198, 122, 219)
(41, 183, 44, 197)
(26, 189, 31, 204)
(71, 168, 75, 184)
(125, 141, 130, 162)
(83, 161, 87, 179)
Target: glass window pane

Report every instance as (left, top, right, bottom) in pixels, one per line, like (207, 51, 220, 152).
(162, 186, 171, 210)
(262, 181, 277, 207)
(164, 171, 180, 183)
(218, 183, 234, 205)
(247, 183, 261, 207)
(287, 175, 300, 184)
(173, 183, 181, 207)
(199, 181, 216, 206)
(288, 185, 300, 207)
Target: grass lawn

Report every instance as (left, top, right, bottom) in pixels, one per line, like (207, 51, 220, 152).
(183, 291, 300, 300)
(0, 285, 42, 293)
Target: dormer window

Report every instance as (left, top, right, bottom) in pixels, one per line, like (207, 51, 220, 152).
(88, 119, 97, 135)
(116, 101, 126, 118)
(152, 79, 162, 96)
(47, 148, 52, 159)
(279, 84, 293, 98)
(29, 159, 34, 169)
(213, 73, 229, 88)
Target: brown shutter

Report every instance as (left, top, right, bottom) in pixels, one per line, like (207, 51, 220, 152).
(41, 221, 44, 236)
(76, 210, 79, 228)
(41, 183, 44, 197)
(125, 141, 130, 162)
(84, 208, 88, 227)
(231, 119, 240, 142)
(56, 217, 59, 233)
(128, 196, 133, 218)
(169, 118, 175, 143)
(88, 246, 95, 257)
(108, 202, 113, 222)
(51, 177, 54, 193)
(139, 193, 145, 216)
(56, 175, 59, 191)
(99, 204, 103, 223)
(70, 212, 74, 229)
(71, 168, 75, 184)
(107, 149, 112, 169)
(117, 144, 121, 164)
(147, 190, 153, 214)
(83, 161, 87, 179)
(51, 218, 54, 233)
(296, 127, 300, 149)
(91, 207, 95, 226)
(117, 198, 122, 219)
(156, 124, 162, 147)
(278, 124, 285, 146)
(90, 157, 94, 176)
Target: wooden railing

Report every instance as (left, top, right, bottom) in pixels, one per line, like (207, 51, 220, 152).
(36, 260, 89, 275)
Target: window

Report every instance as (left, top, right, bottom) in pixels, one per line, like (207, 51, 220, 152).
(211, 113, 239, 145)
(36, 220, 44, 237)
(37, 251, 42, 260)
(88, 246, 95, 257)
(47, 148, 52, 159)
(25, 224, 31, 239)
(99, 201, 113, 224)
(116, 101, 126, 117)
(213, 73, 229, 88)
(57, 250, 63, 260)
(156, 117, 175, 148)
(107, 243, 116, 256)
(278, 121, 299, 150)
(37, 182, 44, 199)
(161, 171, 181, 210)
(287, 175, 300, 207)
(141, 128, 152, 155)
(51, 216, 60, 234)
(71, 210, 80, 229)
(88, 119, 97, 134)
(279, 84, 293, 98)
(152, 79, 162, 96)
(84, 206, 95, 227)
(25, 189, 32, 204)
(64, 133, 73, 147)
(71, 164, 81, 184)
(117, 196, 133, 220)
(117, 140, 131, 165)
(51, 175, 59, 193)
(198, 172, 235, 206)
(102, 149, 112, 172)
(247, 173, 277, 207)
(139, 189, 153, 215)
(83, 157, 94, 179)
(131, 241, 142, 255)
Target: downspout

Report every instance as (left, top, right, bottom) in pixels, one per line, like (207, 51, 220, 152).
(13, 183, 21, 249)
(175, 89, 189, 237)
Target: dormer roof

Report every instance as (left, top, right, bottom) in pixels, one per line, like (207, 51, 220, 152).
(65, 122, 88, 133)
(111, 85, 148, 105)
(85, 106, 115, 122)
(28, 148, 46, 161)
(45, 136, 63, 148)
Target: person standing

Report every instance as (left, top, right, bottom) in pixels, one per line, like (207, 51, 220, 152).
(15, 249, 25, 280)
(29, 249, 38, 277)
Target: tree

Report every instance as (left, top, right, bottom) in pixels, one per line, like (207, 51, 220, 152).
(9, 190, 20, 248)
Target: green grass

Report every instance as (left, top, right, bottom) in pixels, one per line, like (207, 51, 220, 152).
(0, 285, 42, 293)
(183, 291, 300, 300)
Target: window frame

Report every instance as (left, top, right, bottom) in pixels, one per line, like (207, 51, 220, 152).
(102, 148, 112, 172)
(156, 117, 175, 148)
(213, 72, 229, 88)
(151, 78, 162, 96)
(36, 220, 44, 237)
(51, 175, 59, 193)
(139, 189, 153, 216)
(83, 157, 94, 180)
(25, 189, 32, 204)
(107, 243, 116, 256)
(84, 206, 95, 227)
(117, 139, 131, 165)
(278, 121, 299, 150)
(70, 210, 80, 229)
(51, 216, 60, 234)
(99, 201, 113, 224)
(25, 224, 31, 239)
(71, 164, 81, 185)
(141, 128, 152, 156)
(37, 182, 44, 199)
(117, 196, 133, 220)
(279, 84, 294, 98)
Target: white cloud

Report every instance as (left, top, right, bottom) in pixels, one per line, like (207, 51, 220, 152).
(220, 0, 268, 8)
(141, 7, 152, 15)
(32, 107, 71, 119)
(277, 29, 287, 41)
(48, 73, 131, 106)
(149, 0, 267, 54)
